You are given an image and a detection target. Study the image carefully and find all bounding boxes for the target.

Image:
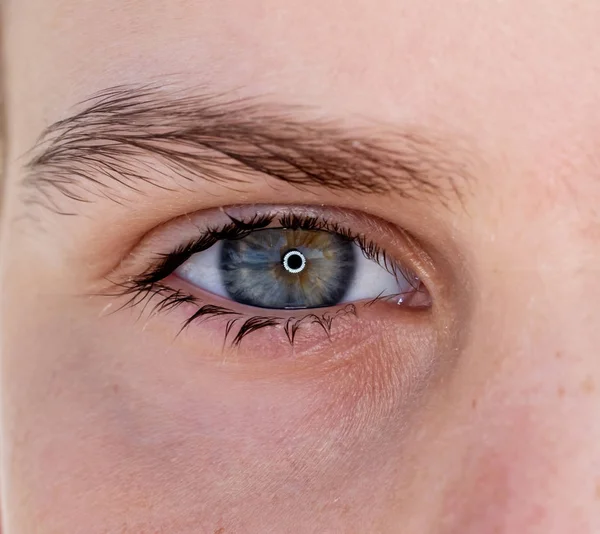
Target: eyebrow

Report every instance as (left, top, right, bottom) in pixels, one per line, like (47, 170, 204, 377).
(23, 84, 470, 216)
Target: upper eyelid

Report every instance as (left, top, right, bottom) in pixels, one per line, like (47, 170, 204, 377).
(22, 84, 473, 219)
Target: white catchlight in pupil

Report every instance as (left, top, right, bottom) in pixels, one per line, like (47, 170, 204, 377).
(282, 250, 307, 274)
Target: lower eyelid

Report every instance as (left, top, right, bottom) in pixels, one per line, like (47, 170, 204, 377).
(129, 276, 431, 352)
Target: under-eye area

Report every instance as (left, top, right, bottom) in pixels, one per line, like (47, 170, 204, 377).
(105, 205, 433, 347)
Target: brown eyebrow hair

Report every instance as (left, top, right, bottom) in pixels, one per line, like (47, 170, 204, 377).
(23, 84, 469, 216)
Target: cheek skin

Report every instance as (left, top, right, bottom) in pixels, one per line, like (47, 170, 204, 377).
(438, 408, 544, 534)
(434, 402, 593, 534)
(2, 295, 440, 532)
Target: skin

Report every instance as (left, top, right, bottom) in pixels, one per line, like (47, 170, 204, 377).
(2, 0, 600, 532)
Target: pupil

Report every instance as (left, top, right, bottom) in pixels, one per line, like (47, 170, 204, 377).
(285, 251, 303, 271)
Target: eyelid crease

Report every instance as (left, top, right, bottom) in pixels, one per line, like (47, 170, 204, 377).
(22, 83, 471, 219)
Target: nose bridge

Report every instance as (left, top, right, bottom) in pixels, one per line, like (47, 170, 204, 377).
(480, 220, 600, 441)
(489, 222, 600, 377)
(470, 201, 600, 372)
(442, 229, 600, 533)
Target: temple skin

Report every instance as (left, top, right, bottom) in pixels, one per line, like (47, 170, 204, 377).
(2, 1, 600, 533)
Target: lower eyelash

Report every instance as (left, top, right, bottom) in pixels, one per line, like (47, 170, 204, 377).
(106, 280, 408, 347)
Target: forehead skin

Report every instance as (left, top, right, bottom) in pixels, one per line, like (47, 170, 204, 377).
(4, 0, 600, 168)
(4, 1, 600, 534)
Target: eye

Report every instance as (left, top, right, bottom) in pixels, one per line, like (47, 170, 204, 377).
(175, 227, 419, 310)
(111, 208, 432, 346)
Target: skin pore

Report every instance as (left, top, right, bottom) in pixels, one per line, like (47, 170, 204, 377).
(2, 1, 600, 533)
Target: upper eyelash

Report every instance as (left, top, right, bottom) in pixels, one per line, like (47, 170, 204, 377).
(134, 213, 274, 287)
(277, 213, 417, 286)
(106, 211, 422, 345)
(138, 211, 416, 288)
